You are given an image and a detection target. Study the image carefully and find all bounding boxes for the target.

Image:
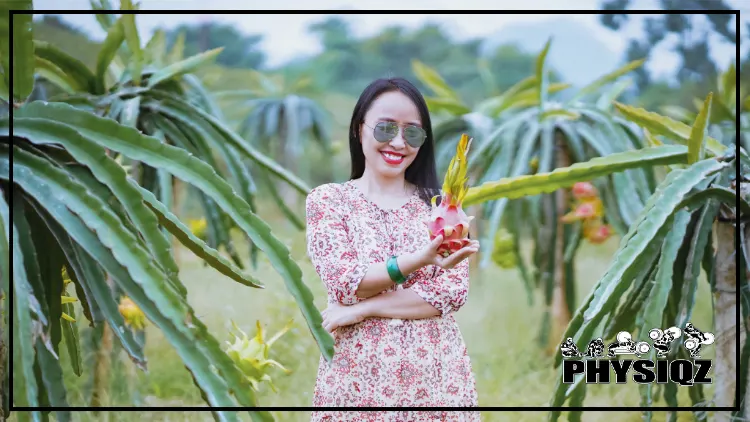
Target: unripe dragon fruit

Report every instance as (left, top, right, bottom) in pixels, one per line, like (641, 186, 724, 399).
(428, 134, 475, 257)
(492, 228, 517, 269)
(224, 319, 292, 393)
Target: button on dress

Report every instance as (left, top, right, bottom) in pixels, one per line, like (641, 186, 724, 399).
(305, 180, 480, 421)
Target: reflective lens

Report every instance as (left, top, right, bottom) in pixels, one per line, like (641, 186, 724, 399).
(373, 122, 399, 142)
(403, 125, 426, 147)
(372, 121, 426, 148)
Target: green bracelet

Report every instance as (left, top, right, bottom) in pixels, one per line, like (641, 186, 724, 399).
(386, 255, 407, 285)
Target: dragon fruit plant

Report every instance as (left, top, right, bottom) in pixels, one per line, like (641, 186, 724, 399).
(428, 134, 476, 257)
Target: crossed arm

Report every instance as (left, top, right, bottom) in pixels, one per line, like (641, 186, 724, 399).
(305, 185, 476, 333)
(321, 289, 441, 333)
(318, 260, 473, 333)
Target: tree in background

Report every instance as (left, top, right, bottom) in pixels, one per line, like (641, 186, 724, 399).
(32, 13, 558, 126)
(38, 14, 86, 36)
(163, 21, 266, 70)
(599, 1, 738, 92)
(303, 17, 552, 107)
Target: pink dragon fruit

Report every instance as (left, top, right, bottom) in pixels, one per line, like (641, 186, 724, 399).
(571, 182, 597, 199)
(428, 134, 475, 257)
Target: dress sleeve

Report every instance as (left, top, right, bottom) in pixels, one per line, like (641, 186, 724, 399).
(409, 258, 470, 317)
(305, 184, 369, 305)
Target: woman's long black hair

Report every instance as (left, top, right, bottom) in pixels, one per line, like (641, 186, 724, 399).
(348, 77, 441, 206)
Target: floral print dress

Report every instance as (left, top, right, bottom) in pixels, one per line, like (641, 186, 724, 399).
(305, 180, 480, 422)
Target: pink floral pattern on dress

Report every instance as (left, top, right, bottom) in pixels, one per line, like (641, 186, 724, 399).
(305, 180, 480, 422)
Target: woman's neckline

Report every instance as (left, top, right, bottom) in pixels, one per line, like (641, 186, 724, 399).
(346, 179, 418, 212)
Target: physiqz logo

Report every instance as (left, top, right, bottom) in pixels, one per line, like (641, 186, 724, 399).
(560, 322, 715, 386)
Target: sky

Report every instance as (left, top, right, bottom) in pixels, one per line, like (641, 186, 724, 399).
(33, 0, 747, 77)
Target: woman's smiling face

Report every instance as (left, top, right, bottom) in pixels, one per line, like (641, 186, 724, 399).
(359, 90, 423, 179)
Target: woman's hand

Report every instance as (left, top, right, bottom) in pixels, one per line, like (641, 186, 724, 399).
(416, 235, 480, 270)
(321, 302, 367, 334)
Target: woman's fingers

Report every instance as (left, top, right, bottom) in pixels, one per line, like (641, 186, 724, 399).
(322, 311, 330, 331)
(462, 241, 480, 256)
(322, 311, 339, 334)
(439, 243, 480, 269)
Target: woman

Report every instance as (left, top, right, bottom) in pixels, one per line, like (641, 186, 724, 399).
(305, 77, 481, 421)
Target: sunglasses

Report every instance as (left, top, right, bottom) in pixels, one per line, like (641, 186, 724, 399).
(364, 121, 427, 148)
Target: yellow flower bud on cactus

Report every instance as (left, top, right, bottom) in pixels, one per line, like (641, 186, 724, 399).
(61, 312, 76, 322)
(188, 218, 208, 241)
(224, 319, 293, 393)
(529, 156, 539, 174)
(62, 266, 72, 286)
(118, 296, 147, 330)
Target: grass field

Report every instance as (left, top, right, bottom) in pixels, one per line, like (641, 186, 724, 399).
(21, 198, 722, 422)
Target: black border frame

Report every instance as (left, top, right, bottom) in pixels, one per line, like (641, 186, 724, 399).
(6, 6, 742, 418)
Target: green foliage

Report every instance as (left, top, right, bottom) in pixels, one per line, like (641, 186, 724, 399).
(34, 15, 314, 269)
(464, 146, 688, 206)
(659, 62, 743, 144)
(200, 68, 334, 202)
(1, 0, 34, 101)
(3, 6, 335, 419)
(686, 93, 712, 164)
(139, 186, 264, 289)
(415, 41, 657, 349)
(614, 100, 726, 157)
(215, 71, 332, 159)
(547, 88, 746, 418)
(148, 47, 224, 88)
(10, 8, 743, 420)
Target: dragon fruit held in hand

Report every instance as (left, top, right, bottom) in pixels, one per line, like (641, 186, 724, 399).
(428, 134, 475, 257)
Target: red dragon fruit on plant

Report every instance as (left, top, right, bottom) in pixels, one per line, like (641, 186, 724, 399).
(571, 181, 597, 199)
(427, 133, 475, 257)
